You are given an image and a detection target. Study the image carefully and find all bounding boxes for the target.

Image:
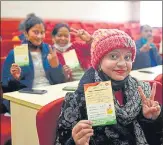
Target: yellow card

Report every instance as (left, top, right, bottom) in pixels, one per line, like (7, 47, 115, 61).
(63, 49, 80, 69)
(14, 44, 29, 66)
(84, 81, 117, 126)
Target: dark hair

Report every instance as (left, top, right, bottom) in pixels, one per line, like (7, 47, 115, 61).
(140, 25, 151, 32)
(26, 13, 35, 18)
(18, 21, 25, 31)
(18, 13, 36, 31)
(24, 14, 45, 33)
(51, 23, 70, 36)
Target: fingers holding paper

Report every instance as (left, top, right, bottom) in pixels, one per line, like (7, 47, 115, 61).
(10, 63, 21, 80)
(72, 120, 93, 145)
(63, 65, 72, 81)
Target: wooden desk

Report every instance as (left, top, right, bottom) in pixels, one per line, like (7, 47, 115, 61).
(3, 65, 162, 145)
(130, 65, 162, 81)
(3, 81, 79, 145)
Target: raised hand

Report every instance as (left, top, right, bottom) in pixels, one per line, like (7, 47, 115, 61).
(72, 120, 93, 145)
(10, 63, 21, 80)
(70, 28, 92, 43)
(140, 43, 151, 52)
(147, 35, 153, 44)
(47, 45, 59, 68)
(138, 83, 161, 120)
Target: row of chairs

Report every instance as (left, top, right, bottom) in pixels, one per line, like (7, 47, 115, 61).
(1, 75, 162, 145)
(2, 28, 162, 44)
(0, 29, 162, 56)
(1, 18, 162, 41)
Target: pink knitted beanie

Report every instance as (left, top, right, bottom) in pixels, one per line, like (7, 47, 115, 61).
(91, 29, 136, 69)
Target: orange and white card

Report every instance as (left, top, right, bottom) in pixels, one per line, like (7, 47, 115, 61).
(84, 81, 117, 126)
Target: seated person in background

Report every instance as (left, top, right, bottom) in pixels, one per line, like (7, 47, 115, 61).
(52, 23, 92, 81)
(1, 14, 65, 112)
(55, 29, 163, 145)
(132, 25, 162, 70)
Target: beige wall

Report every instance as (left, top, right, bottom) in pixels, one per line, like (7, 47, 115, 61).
(1, 1, 136, 22)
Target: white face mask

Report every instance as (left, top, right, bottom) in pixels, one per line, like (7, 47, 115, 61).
(54, 43, 72, 52)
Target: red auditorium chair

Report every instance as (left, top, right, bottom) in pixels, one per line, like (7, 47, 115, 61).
(0, 40, 21, 57)
(123, 28, 133, 39)
(36, 97, 64, 145)
(12, 32, 22, 37)
(153, 35, 161, 44)
(94, 23, 109, 29)
(0, 57, 6, 78)
(115, 80, 162, 105)
(1, 32, 13, 40)
(133, 34, 140, 41)
(81, 23, 95, 34)
(45, 31, 52, 39)
(44, 38, 53, 45)
(69, 22, 82, 30)
(153, 28, 161, 35)
(1, 19, 20, 32)
(155, 43, 160, 50)
(0, 114, 11, 145)
(45, 21, 52, 31)
(154, 74, 162, 84)
(146, 80, 162, 105)
(0, 83, 11, 145)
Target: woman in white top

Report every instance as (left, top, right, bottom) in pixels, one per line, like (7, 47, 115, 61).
(2, 14, 66, 112)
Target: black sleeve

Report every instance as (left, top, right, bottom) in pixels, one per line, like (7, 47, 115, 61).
(54, 68, 95, 145)
(54, 92, 83, 145)
(138, 106, 163, 145)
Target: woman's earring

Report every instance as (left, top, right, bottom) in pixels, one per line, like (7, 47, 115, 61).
(98, 66, 102, 72)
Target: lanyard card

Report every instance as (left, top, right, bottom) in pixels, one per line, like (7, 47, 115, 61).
(14, 44, 29, 66)
(84, 81, 117, 126)
(63, 49, 80, 69)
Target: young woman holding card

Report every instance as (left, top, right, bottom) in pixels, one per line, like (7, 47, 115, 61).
(1, 15, 65, 92)
(52, 23, 92, 81)
(55, 29, 163, 145)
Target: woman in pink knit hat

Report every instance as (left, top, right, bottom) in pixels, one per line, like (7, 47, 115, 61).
(54, 29, 162, 145)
